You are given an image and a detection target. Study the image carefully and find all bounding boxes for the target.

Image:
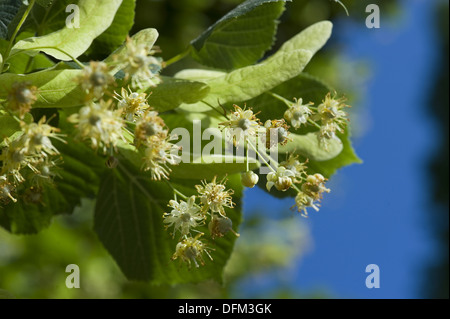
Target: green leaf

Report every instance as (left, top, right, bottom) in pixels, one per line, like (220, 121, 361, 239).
(276, 20, 333, 57)
(0, 113, 32, 142)
(22, 0, 73, 37)
(6, 52, 54, 74)
(85, 0, 136, 60)
(0, 0, 22, 39)
(0, 68, 84, 108)
(146, 76, 210, 112)
(0, 114, 21, 138)
(179, 21, 333, 113)
(10, 0, 123, 60)
(190, 0, 289, 70)
(1, 32, 55, 74)
(94, 159, 243, 283)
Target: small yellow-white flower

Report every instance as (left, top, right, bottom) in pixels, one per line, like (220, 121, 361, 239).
(171, 233, 213, 268)
(316, 93, 348, 125)
(0, 175, 17, 203)
(0, 138, 28, 183)
(293, 191, 319, 217)
(279, 154, 307, 181)
(266, 166, 296, 191)
(141, 134, 181, 180)
(301, 173, 330, 201)
(134, 111, 167, 147)
(219, 105, 260, 146)
(196, 176, 234, 215)
(314, 93, 349, 147)
(293, 174, 330, 217)
(68, 100, 125, 153)
(163, 196, 205, 237)
(78, 61, 114, 100)
(263, 119, 290, 149)
(114, 87, 150, 122)
(20, 117, 61, 156)
(7, 82, 38, 118)
(284, 98, 313, 129)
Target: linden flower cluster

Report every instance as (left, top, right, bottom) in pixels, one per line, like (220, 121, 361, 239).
(215, 99, 339, 217)
(283, 93, 350, 148)
(163, 176, 239, 268)
(0, 116, 64, 204)
(70, 36, 169, 176)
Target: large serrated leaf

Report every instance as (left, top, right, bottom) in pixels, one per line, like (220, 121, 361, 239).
(190, 0, 289, 70)
(9, 0, 122, 60)
(94, 159, 243, 283)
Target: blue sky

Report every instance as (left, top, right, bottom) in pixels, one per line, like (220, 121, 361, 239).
(241, 0, 440, 298)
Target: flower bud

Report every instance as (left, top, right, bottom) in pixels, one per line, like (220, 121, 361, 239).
(209, 215, 239, 239)
(241, 171, 259, 188)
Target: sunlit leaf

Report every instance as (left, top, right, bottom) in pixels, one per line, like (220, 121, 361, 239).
(190, 0, 289, 70)
(10, 0, 123, 60)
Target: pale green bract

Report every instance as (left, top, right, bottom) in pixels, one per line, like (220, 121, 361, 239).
(178, 21, 333, 113)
